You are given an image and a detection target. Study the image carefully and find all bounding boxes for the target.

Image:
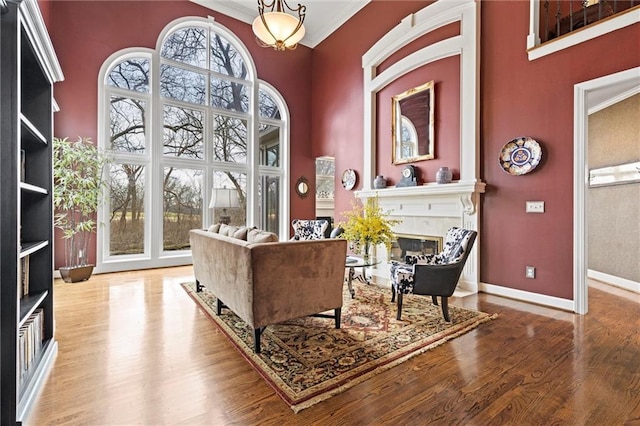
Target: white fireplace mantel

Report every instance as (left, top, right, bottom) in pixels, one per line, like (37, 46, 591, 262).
(356, 180, 486, 215)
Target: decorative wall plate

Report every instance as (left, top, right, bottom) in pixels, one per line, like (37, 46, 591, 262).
(499, 137, 542, 175)
(341, 169, 357, 190)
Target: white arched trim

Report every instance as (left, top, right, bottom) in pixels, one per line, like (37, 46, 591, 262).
(359, 0, 484, 293)
(362, 0, 481, 190)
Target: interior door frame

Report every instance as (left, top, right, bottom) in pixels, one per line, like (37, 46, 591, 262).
(573, 66, 640, 314)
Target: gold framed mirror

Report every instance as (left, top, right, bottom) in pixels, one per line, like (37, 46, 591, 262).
(391, 80, 435, 165)
(295, 176, 309, 198)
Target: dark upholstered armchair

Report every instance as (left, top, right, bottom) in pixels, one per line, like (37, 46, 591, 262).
(389, 227, 477, 322)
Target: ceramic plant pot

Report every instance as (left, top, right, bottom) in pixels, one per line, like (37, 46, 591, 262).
(59, 265, 94, 283)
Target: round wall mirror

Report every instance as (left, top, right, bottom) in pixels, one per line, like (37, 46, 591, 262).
(295, 176, 309, 198)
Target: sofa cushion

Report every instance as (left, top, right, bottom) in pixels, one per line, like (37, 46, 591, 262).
(207, 223, 222, 233)
(233, 226, 250, 240)
(218, 224, 237, 237)
(247, 228, 278, 243)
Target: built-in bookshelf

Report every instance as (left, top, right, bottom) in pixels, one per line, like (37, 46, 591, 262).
(0, 0, 63, 423)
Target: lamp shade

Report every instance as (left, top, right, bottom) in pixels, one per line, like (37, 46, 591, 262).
(252, 11, 305, 50)
(209, 188, 240, 209)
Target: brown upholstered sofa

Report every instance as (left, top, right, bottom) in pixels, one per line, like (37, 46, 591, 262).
(189, 225, 348, 353)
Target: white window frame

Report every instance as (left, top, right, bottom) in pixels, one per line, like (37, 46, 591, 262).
(96, 17, 289, 273)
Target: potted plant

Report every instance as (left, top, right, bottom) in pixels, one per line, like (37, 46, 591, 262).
(53, 136, 108, 282)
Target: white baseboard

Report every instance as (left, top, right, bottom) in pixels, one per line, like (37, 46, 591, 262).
(479, 282, 575, 312)
(588, 269, 640, 294)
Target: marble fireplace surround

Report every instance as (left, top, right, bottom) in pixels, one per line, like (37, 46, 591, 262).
(356, 182, 485, 292)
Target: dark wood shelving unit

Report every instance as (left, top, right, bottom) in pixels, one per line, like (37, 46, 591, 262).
(0, 0, 63, 423)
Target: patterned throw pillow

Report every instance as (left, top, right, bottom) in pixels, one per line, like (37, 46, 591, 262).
(291, 219, 327, 240)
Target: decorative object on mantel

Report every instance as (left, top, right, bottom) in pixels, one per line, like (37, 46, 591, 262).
(499, 136, 542, 176)
(436, 166, 452, 184)
(338, 196, 400, 262)
(181, 280, 496, 413)
(252, 0, 306, 51)
(396, 164, 419, 187)
(373, 175, 387, 189)
(341, 168, 357, 190)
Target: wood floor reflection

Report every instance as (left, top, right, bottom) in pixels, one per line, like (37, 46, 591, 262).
(26, 267, 640, 425)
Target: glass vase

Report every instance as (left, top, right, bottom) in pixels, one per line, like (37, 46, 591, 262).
(363, 241, 371, 262)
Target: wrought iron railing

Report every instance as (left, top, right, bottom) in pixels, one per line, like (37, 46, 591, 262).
(541, 0, 638, 42)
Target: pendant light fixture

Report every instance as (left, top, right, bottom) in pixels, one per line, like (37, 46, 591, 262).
(252, 0, 306, 51)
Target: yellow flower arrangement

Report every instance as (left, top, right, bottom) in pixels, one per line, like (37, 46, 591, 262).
(339, 196, 401, 258)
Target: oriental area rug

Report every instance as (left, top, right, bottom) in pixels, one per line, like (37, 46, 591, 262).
(181, 280, 496, 413)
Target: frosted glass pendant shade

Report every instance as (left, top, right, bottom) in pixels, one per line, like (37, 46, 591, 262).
(252, 11, 305, 50)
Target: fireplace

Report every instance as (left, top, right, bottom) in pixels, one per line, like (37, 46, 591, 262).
(390, 234, 443, 262)
(355, 182, 485, 291)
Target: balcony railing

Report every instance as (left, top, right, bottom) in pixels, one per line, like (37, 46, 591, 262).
(540, 0, 637, 43)
(528, 0, 640, 60)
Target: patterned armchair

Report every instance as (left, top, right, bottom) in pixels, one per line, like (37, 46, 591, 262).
(291, 219, 329, 240)
(389, 227, 477, 321)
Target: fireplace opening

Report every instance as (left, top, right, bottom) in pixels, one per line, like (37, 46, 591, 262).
(389, 234, 443, 262)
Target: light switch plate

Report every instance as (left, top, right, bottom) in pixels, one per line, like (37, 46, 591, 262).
(526, 201, 545, 213)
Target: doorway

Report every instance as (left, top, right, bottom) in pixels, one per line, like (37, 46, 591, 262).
(573, 66, 640, 314)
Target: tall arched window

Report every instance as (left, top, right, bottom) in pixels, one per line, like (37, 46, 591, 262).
(97, 17, 289, 273)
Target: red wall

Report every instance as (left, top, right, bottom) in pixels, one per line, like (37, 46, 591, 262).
(48, 0, 312, 268)
(47, 0, 640, 298)
(310, 1, 434, 224)
(311, 1, 640, 299)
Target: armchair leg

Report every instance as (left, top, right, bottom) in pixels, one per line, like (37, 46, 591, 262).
(195, 279, 203, 292)
(396, 293, 404, 320)
(432, 295, 438, 306)
(391, 285, 396, 303)
(441, 297, 450, 322)
(335, 307, 341, 329)
(216, 298, 223, 315)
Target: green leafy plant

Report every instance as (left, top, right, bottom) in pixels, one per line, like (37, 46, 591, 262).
(53, 137, 109, 267)
(339, 196, 401, 258)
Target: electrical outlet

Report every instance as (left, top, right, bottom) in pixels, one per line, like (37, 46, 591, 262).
(526, 266, 536, 279)
(526, 201, 545, 213)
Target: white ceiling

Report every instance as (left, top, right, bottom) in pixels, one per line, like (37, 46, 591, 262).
(190, 0, 370, 48)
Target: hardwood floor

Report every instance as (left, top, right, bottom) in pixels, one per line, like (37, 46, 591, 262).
(26, 267, 640, 425)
